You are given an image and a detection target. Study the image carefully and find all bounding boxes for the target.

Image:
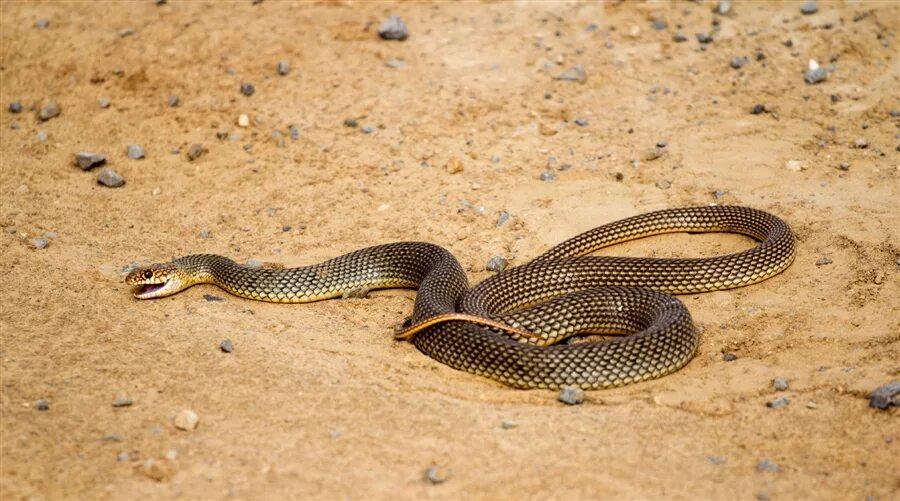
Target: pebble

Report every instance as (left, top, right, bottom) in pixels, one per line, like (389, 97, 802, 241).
(757, 490, 770, 501)
(74, 152, 106, 170)
(102, 433, 121, 442)
(707, 455, 727, 465)
(730, 56, 748, 69)
(424, 464, 449, 484)
(696, 32, 713, 44)
(245, 259, 262, 268)
(837, 162, 850, 171)
(766, 397, 790, 408)
(673, 32, 688, 43)
(558, 386, 585, 405)
(868, 381, 900, 410)
(8, 101, 22, 113)
(276, 60, 290, 75)
(126, 144, 145, 159)
(815, 257, 832, 266)
(574, 117, 589, 126)
(874, 271, 884, 285)
(853, 137, 868, 149)
(384, 58, 405, 68)
(97, 97, 110, 108)
(343, 118, 358, 128)
(655, 179, 672, 190)
(378, 15, 409, 41)
(38, 100, 60, 120)
(116, 452, 130, 462)
(496, 210, 509, 227)
(186, 143, 206, 161)
(239, 83, 255, 96)
(167, 95, 179, 107)
(800, 0, 818, 15)
(173, 409, 199, 431)
(756, 458, 779, 472)
(203, 294, 223, 302)
(237, 114, 250, 127)
(36, 131, 47, 141)
(785, 160, 803, 172)
(723, 352, 738, 362)
(446, 156, 464, 174)
(650, 19, 667, 30)
(141, 458, 173, 481)
(289, 126, 299, 139)
(35, 18, 49, 29)
(220, 339, 234, 353)
(44, 231, 58, 239)
(773, 377, 789, 391)
(554, 64, 587, 83)
(751, 104, 766, 115)
(714, 0, 732, 15)
(360, 125, 374, 134)
(500, 420, 517, 429)
(486, 255, 508, 272)
(112, 397, 133, 407)
(97, 168, 125, 187)
(539, 171, 556, 181)
(804, 67, 827, 84)
(35, 399, 49, 411)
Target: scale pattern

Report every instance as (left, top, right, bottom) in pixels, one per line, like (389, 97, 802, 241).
(161, 206, 796, 389)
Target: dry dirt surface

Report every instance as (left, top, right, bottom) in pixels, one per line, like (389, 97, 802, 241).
(1, 1, 898, 499)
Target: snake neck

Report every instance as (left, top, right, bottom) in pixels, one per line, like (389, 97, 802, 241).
(173, 254, 234, 287)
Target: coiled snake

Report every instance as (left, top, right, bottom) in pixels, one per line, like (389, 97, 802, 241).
(126, 205, 794, 389)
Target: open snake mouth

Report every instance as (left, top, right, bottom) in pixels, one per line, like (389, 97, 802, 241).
(132, 280, 169, 298)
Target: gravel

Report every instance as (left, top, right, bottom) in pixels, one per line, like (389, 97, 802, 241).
(486, 255, 508, 272)
(804, 67, 827, 84)
(343, 118, 358, 128)
(554, 64, 587, 83)
(167, 95, 179, 107)
(756, 458, 780, 472)
(772, 377, 789, 391)
(815, 257, 832, 266)
(558, 386, 585, 405)
(385, 58, 405, 69)
(36, 131, 47, 141)
(378, 15, 409, 41)
(35, 399, 49, 411)
(575, 117, 589, 126)
(102, 433, 121, 442)
(766, 397, 790, 408)
(239, 82, 255, 96)
(730, 56, 748, 69)
(757, 490, 770, 501)
(173, 409, 199, 431)
(853, 137, 868, 149)
(38, 100, 60, 120)
(112, 397, 133, 407)
(35, 18, 49, 29)
(276, 60, 290, 75)
(289, 126, 299, 140)
(496, 210, 510, 227)
(673, 32, 688, 42)
(203, 294, 224, 302)
(220, 339, 234, 353)
(868, 381, 900, 409)
(98, 97, 110, 108)
(29, 237, 49, 249)
(751, 104, 766, 115)
(116, 452, 130, 461)
(696, 32, 713, 44)
(126, 144, 145, 159)
(800, 0, 818, 15)
(74, 151, 106, 170)
(650, 19, 667, 30)
(424, 464, 449, 484)
(714, 0, 732, 15)
(656, 179, 672, 190)
(723, 352, 738, 362)
(97, 168, 125, 187)
(360, 125, 374, 134)
(9, 101, 22, 113)
(500, 419, 517, 429)
(837, 162, 850, 171)
(186, 143, 206, 161)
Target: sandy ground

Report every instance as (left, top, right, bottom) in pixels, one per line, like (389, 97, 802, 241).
(1, 1, 898, 499)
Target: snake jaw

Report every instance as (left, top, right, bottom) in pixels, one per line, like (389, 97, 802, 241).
(125, 263, 185, 299)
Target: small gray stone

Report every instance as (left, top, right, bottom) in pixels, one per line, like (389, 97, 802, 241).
(378, 15, 409, 41)
(804, 67, 827, 84)
(574, 117, 589, 127)
(36, 130, 47, 141)
(38, 101, 60, 120)
(126, 144, 145, 160)
(486, 255, 508, 272)
(673, 32, 688, 43)
(424, 464, 449, 484)
(10, 120, 19, 129)
(35, 399, 49, 411)
(815, 257, 832, 266)
(539, 171, 556, 181)
(773, 377, 789, 391)
(74, 151, 106, 170)
(585, 23, 598, 32)
(800, 0, 818, 15)
(98, 97, 110, 108)
(186, 143, 206, 161)
(656, 140, 668, 148)
(714, 0, 732, 15)
(167, 95, 179, 107)
(276, 60, 290, 75)
(384, 58, 405, 68)
(558, 386, 585, 405)
(112, 397, 133, 407)
(868, 381, 900, 410)
(707, 455, 727, 465)
(360, 125, 374, 134)
(203, 294, 224, 302)
(496, 210, 509, 227)
(116, 452, 130, 461)
(757, 490, 770, 501)
(245, 259, 262, 268)
(730, 56, 748, 69)
(35, 18, 49, 29)
(239, 82, 255, 96)
(751, 104, 766, 115)
(220, 339, 234, 353)
(30, 237, 49, 249)
(198, 229, 211, 238)
(289, 126, 299, 140)
(343, 118, 358, 128)
(853, 137, 868, 149)
(696, 32, 713, 44)
(837, 162, 850, 171)
(554, 64, 587, 83)
(766, 396, 789, 408)
(723, 352, 738, 362)
(756, 458, 780, 472)
(97, 167, 125, 187)
(282, 225, 292, 232)
(500, 419, 517, 429)
(650, 19, 667, 30)
(9, 101, 22, 113)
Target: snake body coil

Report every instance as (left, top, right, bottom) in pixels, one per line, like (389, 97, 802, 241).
(127, 206, 795, 389)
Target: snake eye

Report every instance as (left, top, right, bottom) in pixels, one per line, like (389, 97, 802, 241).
(143, 270, 154, 280)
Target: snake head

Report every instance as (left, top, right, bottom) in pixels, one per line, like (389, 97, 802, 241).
(125, 262, 189, 299)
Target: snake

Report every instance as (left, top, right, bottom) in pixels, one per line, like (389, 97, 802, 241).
(126, 205, 795, 389)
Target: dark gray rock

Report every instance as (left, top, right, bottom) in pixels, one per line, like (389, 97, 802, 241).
(730, 56, 749, 69)
(38, 101, 60, 121)
(650, 19, 667, 30)
(220, 339, 234, 353)
(75, 151, 106, 170)
(343, 118, 358, 128)
(203, 294, 224, 302)
(815, 257, 832, 266)
(558, 386, 585, 405)
(868, 381, 900, 410)
(800, 1, 818, 15)
(378, 15, 409, 41)
(496, 210, 509, 227)
(240, 82, 255, 96)
(766, 397, 789, 408)
(9, 101, 22, 113)
(35, 399, 49, 411)
(112, 397, 133, 407)
(276, 60, 290, 75)
(289, 126, 299, 139)
(97, 168, 125, 187)
(723, 352, 738, 362)
(486, 255, 508, 272)
(126, 144, 145, 159)
(554, 64, 587, 83)
(186, 143, 206, 161)
(804, 67, 827, 84)
(773, 377, 789, 391)
(575, 117, 589, 126)
(853, 137, 868, 149)
(751, 104, 766, 115)
(696, 32, 713, 44)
